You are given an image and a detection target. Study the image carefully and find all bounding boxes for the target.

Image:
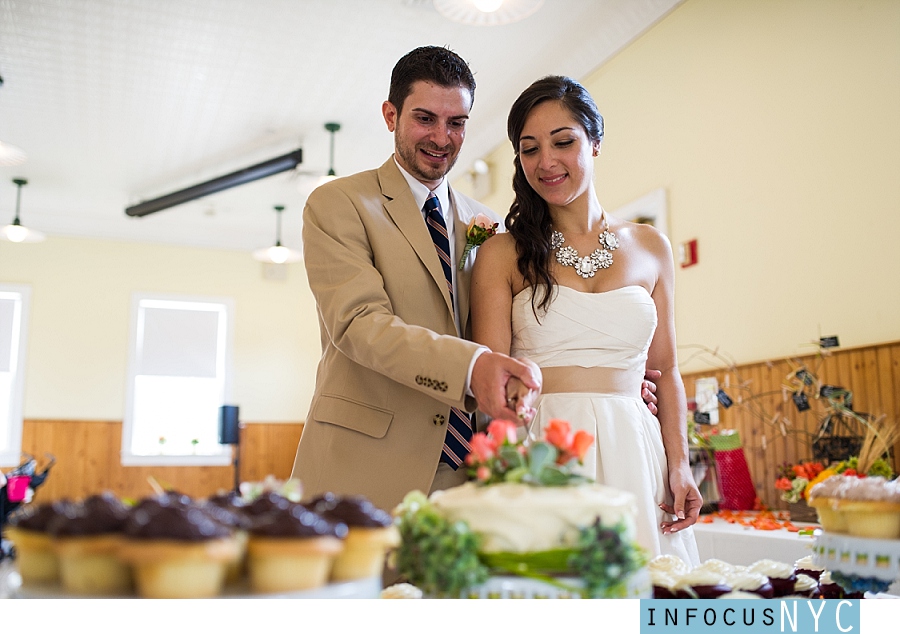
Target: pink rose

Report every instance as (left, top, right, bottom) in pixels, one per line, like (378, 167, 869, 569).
(468, 213, 497, 232)
(476, 465, 492, 482)
(487, 419, 517, 445)
(469, 432, 498, 462)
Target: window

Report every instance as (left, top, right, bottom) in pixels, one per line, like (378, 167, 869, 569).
(123, 294, 234, 466)
(0, 284, 30, 467)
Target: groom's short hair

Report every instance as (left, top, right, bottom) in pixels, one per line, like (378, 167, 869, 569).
(388, 46, 476, 114)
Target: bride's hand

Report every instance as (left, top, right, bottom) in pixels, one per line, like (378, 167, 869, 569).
(505, 359, 541, 425)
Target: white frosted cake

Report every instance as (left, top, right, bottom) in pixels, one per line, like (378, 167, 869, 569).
(429, 481, 638, 553)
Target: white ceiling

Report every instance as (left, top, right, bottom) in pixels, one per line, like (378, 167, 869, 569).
(0, 0, 681, 253)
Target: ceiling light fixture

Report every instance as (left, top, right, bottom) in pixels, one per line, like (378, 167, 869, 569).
(432, 0, 544, 26)
(125, 148, 303, 218)
(0, 75, 27, 167)
(253, 205, 301, 264)
(1, 178, 45, 243)
(314, 122, 341, 190)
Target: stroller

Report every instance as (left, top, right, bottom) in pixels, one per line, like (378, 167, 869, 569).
(0, 453, 56, 562)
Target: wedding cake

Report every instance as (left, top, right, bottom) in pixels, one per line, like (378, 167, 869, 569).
(393, 419, 649, 598)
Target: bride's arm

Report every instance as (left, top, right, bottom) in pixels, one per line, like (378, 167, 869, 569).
(471, 234, 540, 422)
(645, 230, 702, 532)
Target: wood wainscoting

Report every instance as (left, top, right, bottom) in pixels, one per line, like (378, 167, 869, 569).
(681, 340, 900, 509)
(20, 420, 304, 503)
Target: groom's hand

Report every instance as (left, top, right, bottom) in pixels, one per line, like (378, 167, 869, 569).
(472, 352, 541, 422)
(642, 368, 661, 415)
(504, 358, 542, 424)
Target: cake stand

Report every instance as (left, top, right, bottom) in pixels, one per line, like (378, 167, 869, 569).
(458, 567, 651, 599)
(812, 531, 900, 594)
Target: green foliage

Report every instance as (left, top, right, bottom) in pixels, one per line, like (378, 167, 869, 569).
(571, 519, 649, 598)
(392, 491, 489, 597)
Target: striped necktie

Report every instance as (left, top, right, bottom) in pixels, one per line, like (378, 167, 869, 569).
(424, 192, 473, 468)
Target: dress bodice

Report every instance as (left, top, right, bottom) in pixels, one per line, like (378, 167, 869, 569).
(510, 285, 657, 374)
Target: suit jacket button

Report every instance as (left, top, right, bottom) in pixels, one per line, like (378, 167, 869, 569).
(433, 414, 445, 426)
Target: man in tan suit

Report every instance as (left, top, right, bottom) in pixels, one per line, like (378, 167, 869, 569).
(291, 47, 541, 511)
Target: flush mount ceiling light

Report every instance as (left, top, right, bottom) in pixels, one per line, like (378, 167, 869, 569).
(433, 0, 544, 26)
(0, 75, 27, 167)
(1, 178, 45, 243)
(253, 205, 301, 264)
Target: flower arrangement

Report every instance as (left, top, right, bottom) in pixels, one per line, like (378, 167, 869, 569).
(457, 213, 498, 270)
(774, 461, 825, 504)
(465, 419, 592, 486)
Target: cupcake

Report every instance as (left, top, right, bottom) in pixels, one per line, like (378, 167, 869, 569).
(817, 570, 864, 599)
(648, 554, 690, 577)
(310, 493, 399, 581)
(747, 559, 796, 597)
(246, 502, 347, 593)
(5, 499, 72, 585)
(672, 568, 731, 599)
(808, 475, 851, 533)
(649, 569, 679, 599)
(724, 570, 774, 599)
(118, 497, 241, 598)
(794, 555, 824, 581)
(839, 477, 900, 539)
(793, 573, 819, 597)
(47, 493, 133, 596)
(695, 558, 737, 577)
(380, 582, 424, 599)
(202, 492, 252, 584)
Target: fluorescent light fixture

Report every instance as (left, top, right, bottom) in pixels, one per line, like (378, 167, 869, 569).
(126, 149, 303, 218)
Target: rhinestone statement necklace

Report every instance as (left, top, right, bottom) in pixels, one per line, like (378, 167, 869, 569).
(550, 217, 619, 279)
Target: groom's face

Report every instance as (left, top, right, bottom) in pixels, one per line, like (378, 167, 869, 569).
(383, 80, 471, 189)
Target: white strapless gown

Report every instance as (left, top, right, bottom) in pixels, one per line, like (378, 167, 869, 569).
(511, 285, 700, 565)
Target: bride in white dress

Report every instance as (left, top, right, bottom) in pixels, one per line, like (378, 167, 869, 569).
(471, 76, 700, 565)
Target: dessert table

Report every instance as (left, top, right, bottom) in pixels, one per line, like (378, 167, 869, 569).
(692, 512, 819, 566)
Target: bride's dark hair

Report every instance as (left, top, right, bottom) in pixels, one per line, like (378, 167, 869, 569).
(506, 76, 604, 313)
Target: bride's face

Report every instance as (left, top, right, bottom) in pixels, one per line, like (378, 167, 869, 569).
(517, 100, 601, 209)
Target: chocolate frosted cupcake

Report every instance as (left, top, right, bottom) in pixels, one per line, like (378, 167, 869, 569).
(47, 493, 133, 595)
(672, 568, 731, 599)
(793, 573, 819, 597)
(748, 559, 797, 597)
(247, 502, 347, 593)
(202, 492, 252, 584)
(725, 570, 774, 599)
(794, 555, 824, 581)
(118, 498, 240, 598)
(310, 493, 399, 581)
(6, 499, 72, 585)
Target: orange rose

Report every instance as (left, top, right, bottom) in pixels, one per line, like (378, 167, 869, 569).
(469, 432, 498, 462)
(544, 419, 572, 449)
(774, 477, 793, 491)
(569, 430, 594, 461)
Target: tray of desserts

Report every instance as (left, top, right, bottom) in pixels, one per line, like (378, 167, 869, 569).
(1, 479, 397, 599)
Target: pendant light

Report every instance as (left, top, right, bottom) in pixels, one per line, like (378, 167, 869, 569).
(0, 75, 27, 167)
(252, 205, 301, 264)
(1, 178, 45, 243)
(433, 0, 544, 26)
(314, 122, 341, 190)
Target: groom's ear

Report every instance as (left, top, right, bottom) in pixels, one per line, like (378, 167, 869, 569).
(383, 100, 398, 132)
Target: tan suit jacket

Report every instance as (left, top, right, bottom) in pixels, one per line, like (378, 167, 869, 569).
(291, 157, 501, 511)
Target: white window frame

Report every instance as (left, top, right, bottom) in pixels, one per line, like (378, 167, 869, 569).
(122, 292, 235, 466)
(0, 284, 30, 467)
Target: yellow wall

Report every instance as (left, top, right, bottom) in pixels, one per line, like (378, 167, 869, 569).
(458, 0, 900, 373)
(0, 236, 321, 421)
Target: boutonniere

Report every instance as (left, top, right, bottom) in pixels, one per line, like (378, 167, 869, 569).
(458, 214, 499, 270)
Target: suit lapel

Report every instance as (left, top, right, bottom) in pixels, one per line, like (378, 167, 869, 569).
(378, 158, 455, 319)
(451, 189, 474, 338)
